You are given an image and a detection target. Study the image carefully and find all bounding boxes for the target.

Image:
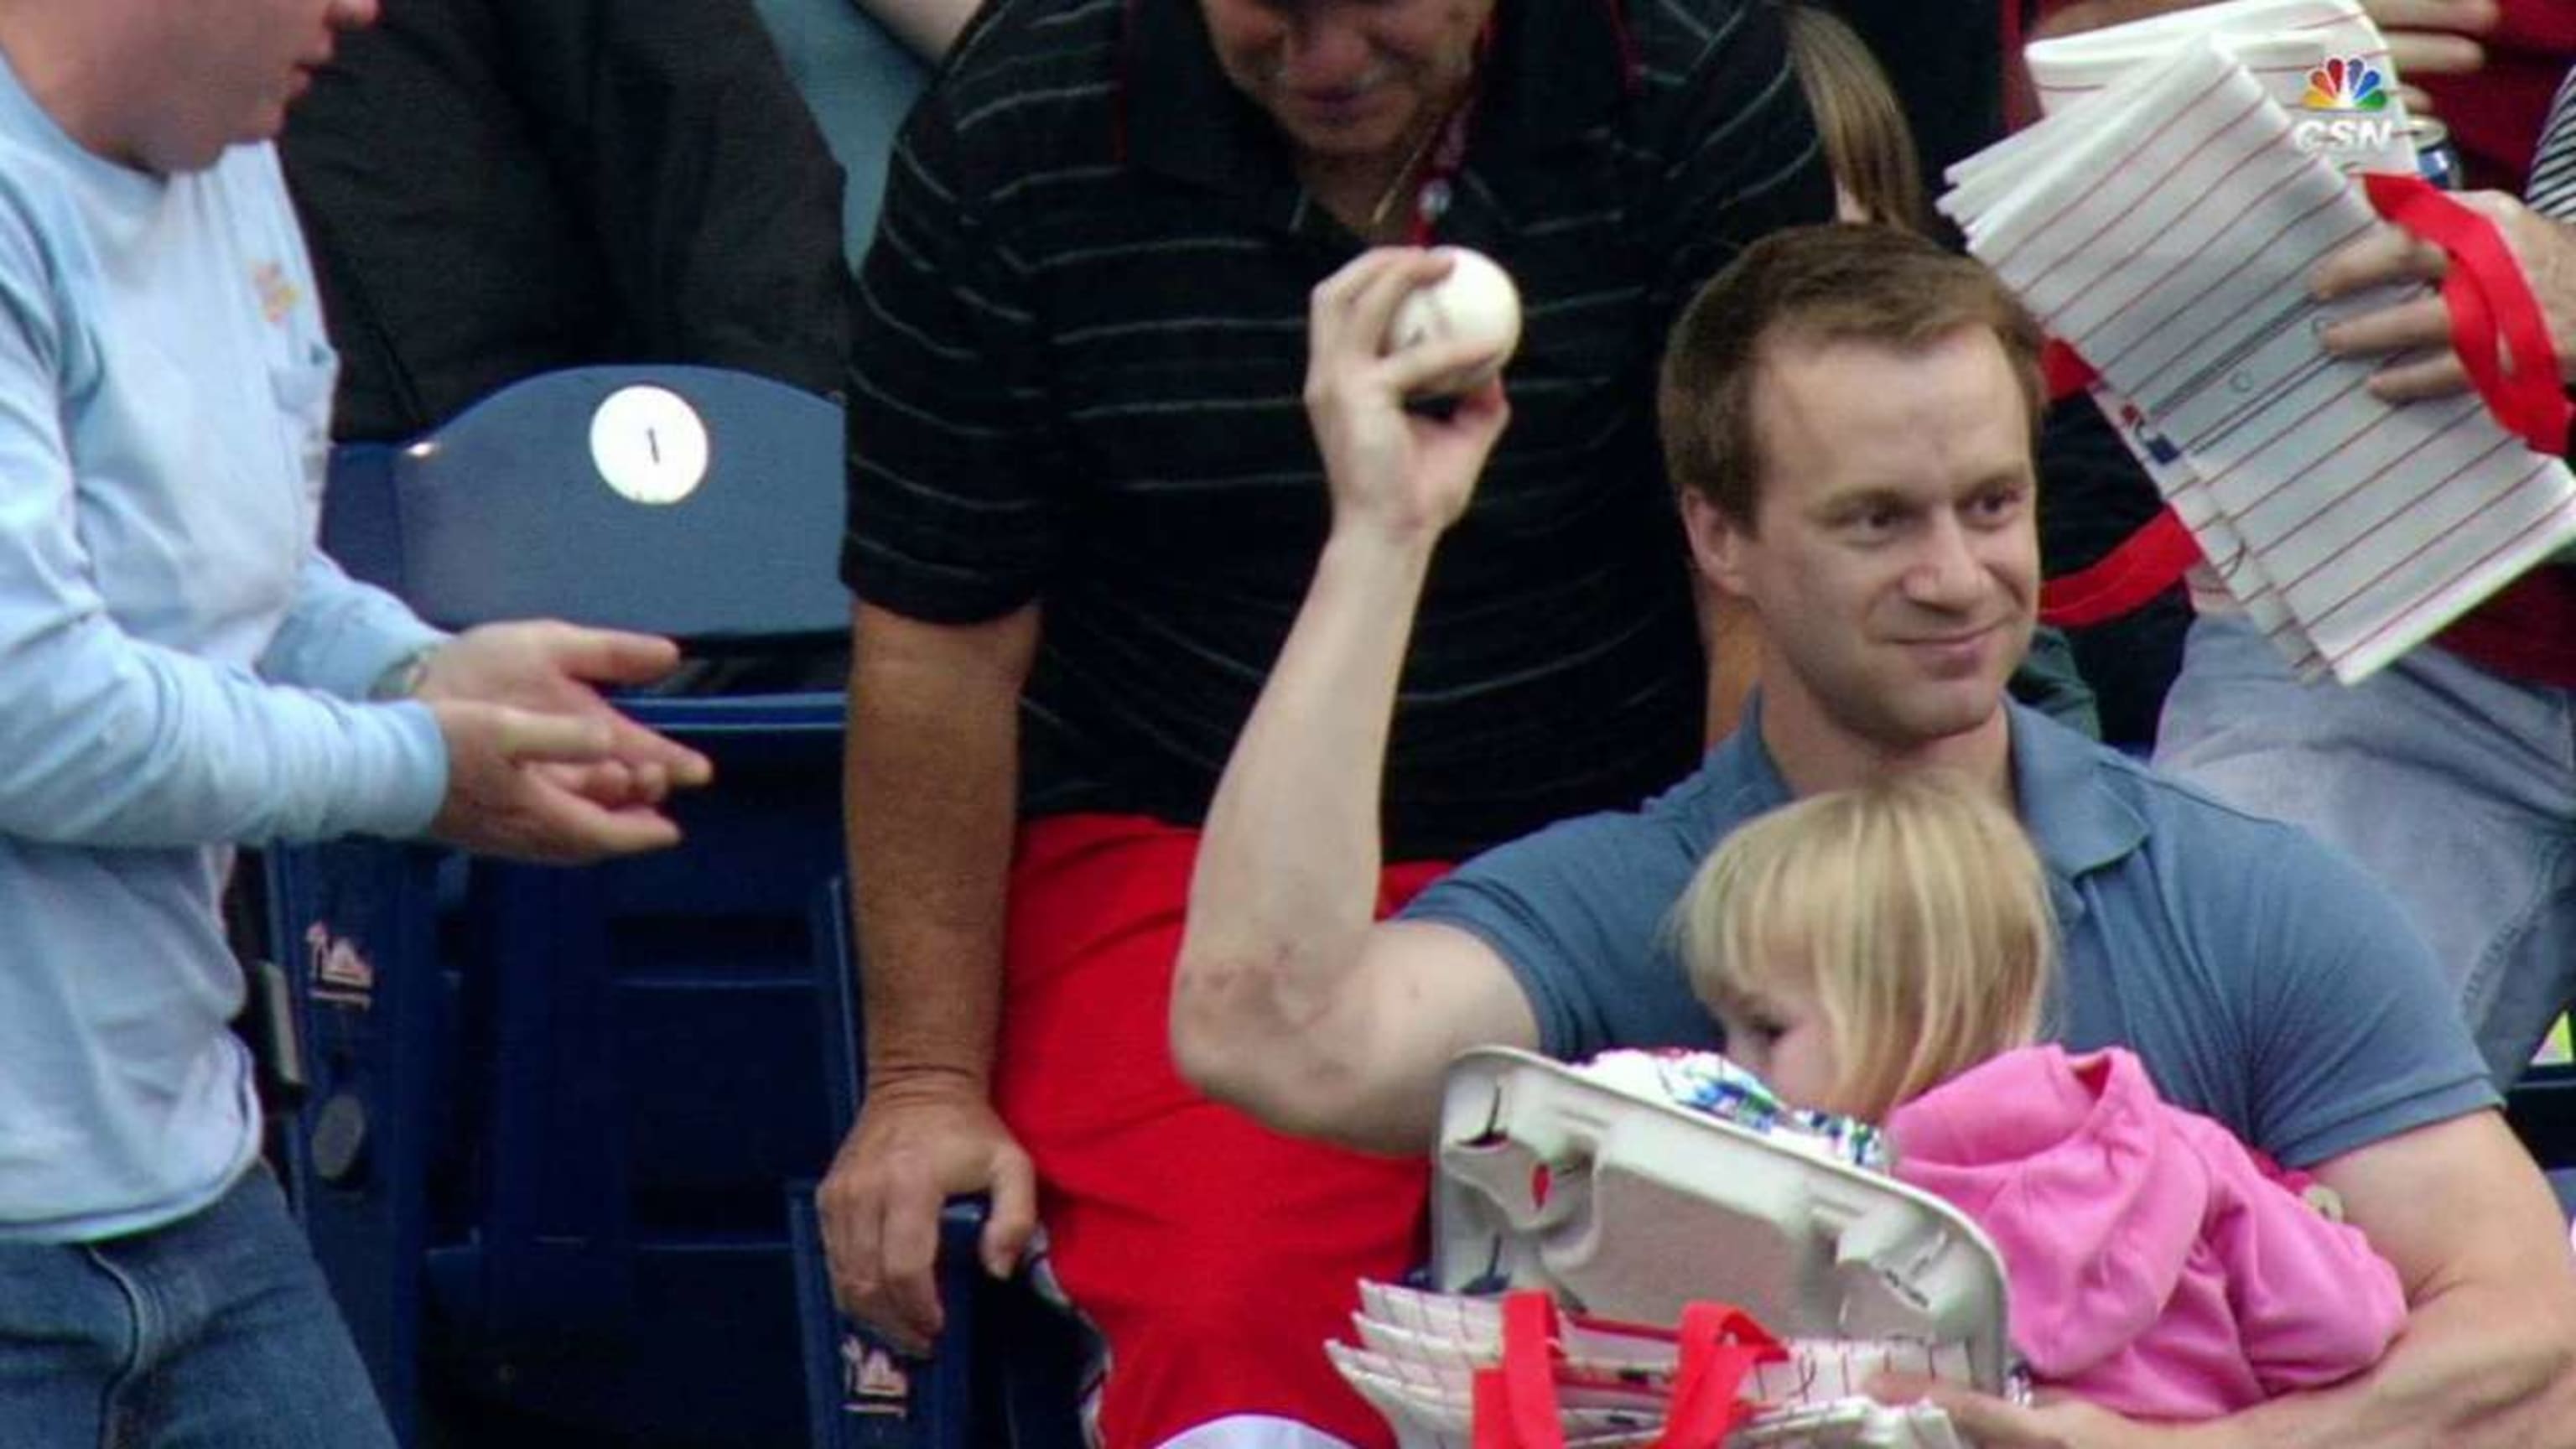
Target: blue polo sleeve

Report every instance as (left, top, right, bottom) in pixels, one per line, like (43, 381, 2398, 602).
(1400, 809, 1718, 1063)
(2230, 821, 2500, 1168)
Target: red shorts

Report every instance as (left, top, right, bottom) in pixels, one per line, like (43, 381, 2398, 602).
(991, 814, 1449, 1449)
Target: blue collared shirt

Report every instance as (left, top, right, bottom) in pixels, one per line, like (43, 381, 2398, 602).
(1404, 699, 2498, 1169)
(0, 55, 446, 1240)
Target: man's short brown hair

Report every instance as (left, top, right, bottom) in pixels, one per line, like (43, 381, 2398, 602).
(1659, 224, 2045, 526)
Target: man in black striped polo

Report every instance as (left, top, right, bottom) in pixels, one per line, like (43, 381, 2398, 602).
(816, 0, 1829, 1441)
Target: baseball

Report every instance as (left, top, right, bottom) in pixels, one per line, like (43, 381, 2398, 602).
(1385, 247, 1521, 397)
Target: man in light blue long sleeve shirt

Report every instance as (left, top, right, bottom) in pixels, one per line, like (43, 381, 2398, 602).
(0, 1, 715, 1442)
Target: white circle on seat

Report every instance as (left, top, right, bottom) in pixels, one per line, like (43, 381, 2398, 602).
(589, 385, 709, 506)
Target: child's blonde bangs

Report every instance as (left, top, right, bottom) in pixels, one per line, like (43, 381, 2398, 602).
(1676, 774, 2057, 1120)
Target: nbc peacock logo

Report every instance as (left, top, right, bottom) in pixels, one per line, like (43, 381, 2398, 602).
(2301, 55, 2390, 113)
(2290, 53, 2400, 154)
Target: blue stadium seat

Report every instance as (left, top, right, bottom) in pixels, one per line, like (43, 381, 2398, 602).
(268, 835, 447, 1446)
(787, 1190, 987, 1449)
(318, 442, 402, 592)
(792, 879, 1088, 1449)
(273, 365, 852, 1446)
(319, 363, 849, 640)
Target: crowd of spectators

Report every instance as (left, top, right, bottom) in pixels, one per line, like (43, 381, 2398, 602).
(2, 1, 2573, 1446)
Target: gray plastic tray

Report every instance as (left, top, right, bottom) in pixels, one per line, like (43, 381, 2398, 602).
(1430, 1047, 2016, 1394)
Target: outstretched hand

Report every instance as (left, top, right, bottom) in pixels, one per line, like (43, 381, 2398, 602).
(411, 620, 715, 858)
(415, 620, 715, 807)
(426, 700, 685, 862)
(1304, 248, 1513, 544)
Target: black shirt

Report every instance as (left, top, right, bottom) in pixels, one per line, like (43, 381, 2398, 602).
(844, 0, 1831, 860)
(283, 0, 851, 442)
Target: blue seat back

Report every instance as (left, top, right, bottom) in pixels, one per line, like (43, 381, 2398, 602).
(328, 364, 848, 641)
(420, 695, 844, 1446)
(277, 366, 851, 1446)
(320, 442, 402, 593)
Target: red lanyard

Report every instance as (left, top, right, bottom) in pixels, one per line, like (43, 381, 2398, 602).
(1400, 90, 1477, 245)
(1396, 22, 1493, 245)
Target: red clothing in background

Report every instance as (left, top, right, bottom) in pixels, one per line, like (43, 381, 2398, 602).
(2416, 0, 2576, 190)
(993, 815, 1448, 1449)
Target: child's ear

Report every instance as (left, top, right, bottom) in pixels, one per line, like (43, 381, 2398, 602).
(1680, 489, 1752, 600)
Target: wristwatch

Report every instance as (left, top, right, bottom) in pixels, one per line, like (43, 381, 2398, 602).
(366, 644, 440, 702)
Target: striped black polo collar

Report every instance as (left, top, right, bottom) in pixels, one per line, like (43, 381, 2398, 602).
(1116, 0, 1641, 197)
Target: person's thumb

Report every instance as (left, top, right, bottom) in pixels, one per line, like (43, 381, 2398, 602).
(980, 1151, 1039, 1280)
(493, 707, 615, 763)
(561, 626, 685, 686)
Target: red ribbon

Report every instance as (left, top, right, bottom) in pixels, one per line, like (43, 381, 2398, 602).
(1470, 1291, 1785, 1449)
(2038, 507, 2203, 626)
(2360, 172, 2570, 458)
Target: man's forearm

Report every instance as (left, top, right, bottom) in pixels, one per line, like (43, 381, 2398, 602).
(843, 615, 1029, 1095)
(1173, 524, 1437, 1117)
(2182, 1122, 2576, 1449)
(2178, 1272, 2576, 1449)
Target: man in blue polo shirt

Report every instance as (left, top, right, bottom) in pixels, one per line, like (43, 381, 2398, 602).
(1175, 225, 2576, 1446)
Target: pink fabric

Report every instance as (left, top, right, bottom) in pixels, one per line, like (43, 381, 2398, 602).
(1887, 1046, 2406, 1420)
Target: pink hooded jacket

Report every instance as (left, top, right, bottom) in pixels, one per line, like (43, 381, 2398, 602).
(1887, 1045, 2407, 1420)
